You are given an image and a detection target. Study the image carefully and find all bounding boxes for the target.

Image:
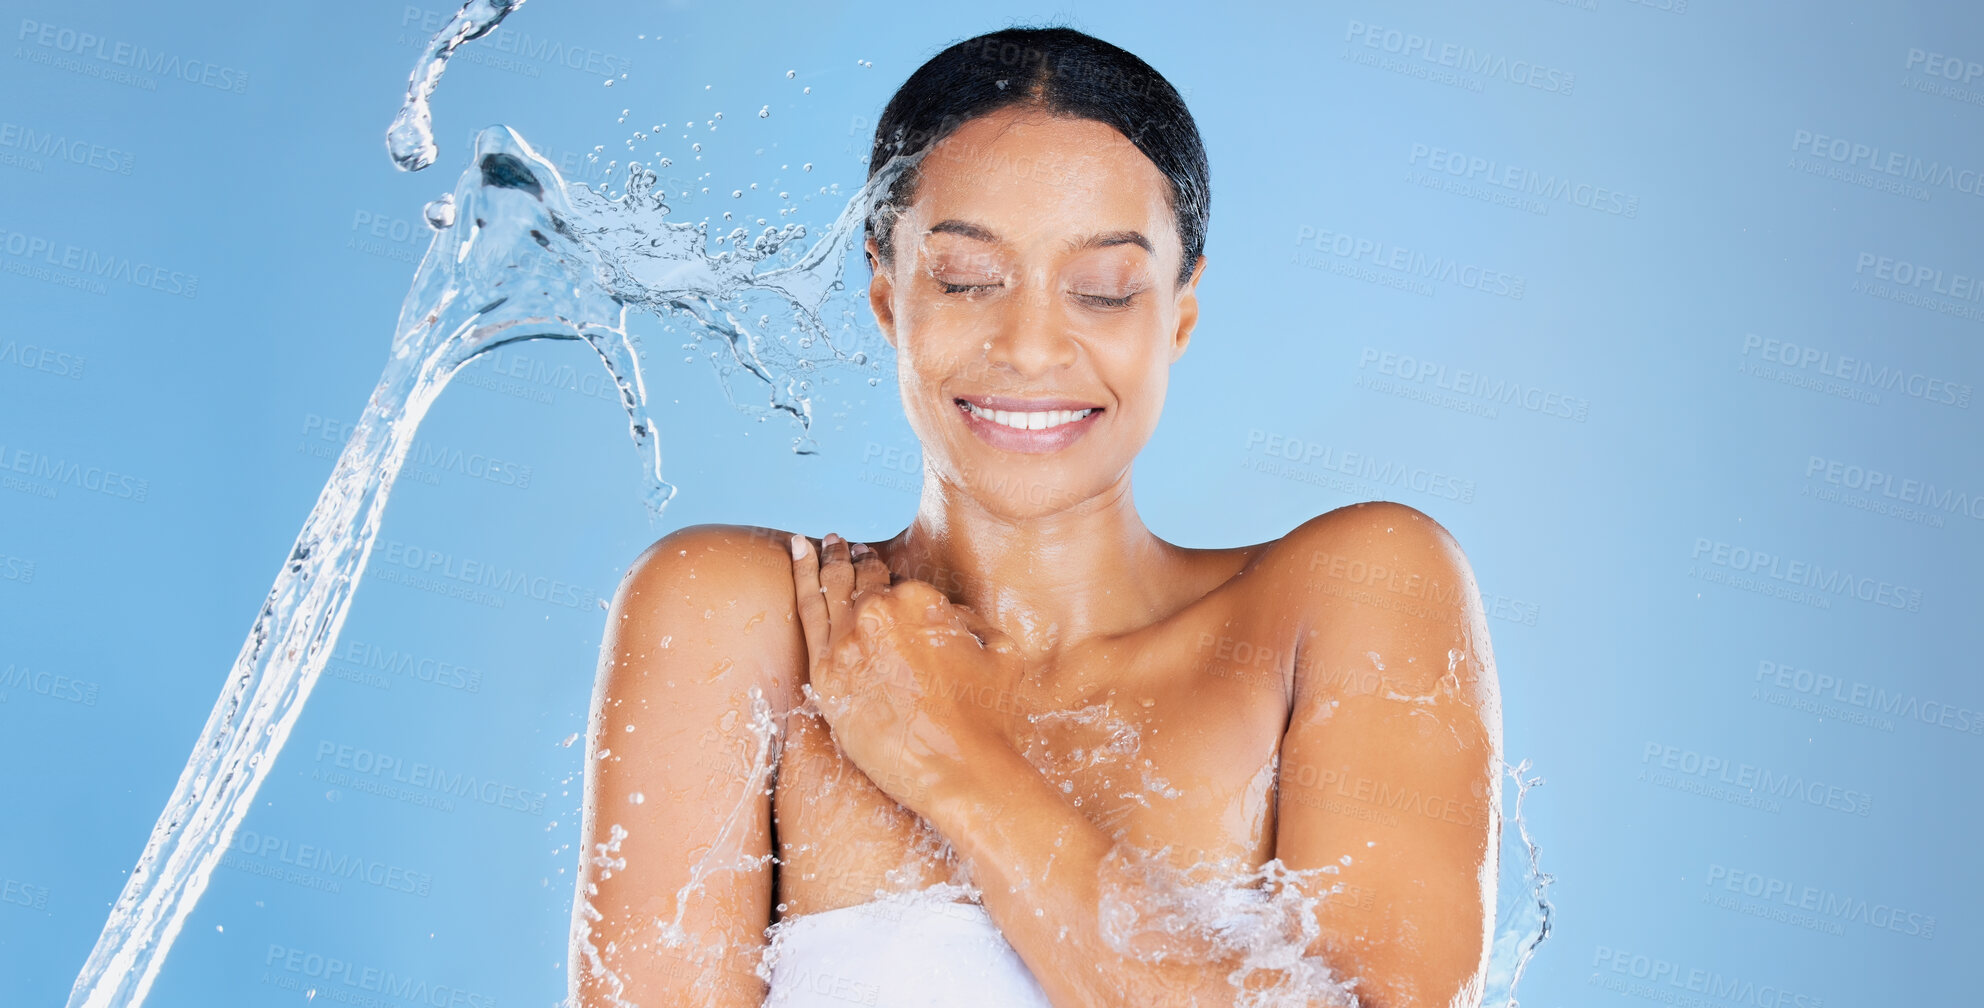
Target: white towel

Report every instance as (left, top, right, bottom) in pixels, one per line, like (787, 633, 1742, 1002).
(762, 889, 1054, 1007)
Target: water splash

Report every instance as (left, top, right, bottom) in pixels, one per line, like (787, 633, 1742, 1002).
(386, 0, 530, 172)
(1483, 759, 1554, 1008)
(1097, 844, 1361, 1007)
(1086, 756, 1551, 1008)
(67, 108, 915, 1008)
(1019, 700, 1190, 838)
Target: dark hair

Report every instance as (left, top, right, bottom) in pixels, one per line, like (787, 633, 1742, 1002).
(865, 26, 1210, 288)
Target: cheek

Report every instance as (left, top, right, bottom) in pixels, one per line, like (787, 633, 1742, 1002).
(1126, 373, 1170, 428)
(1105, 340, 1172, 403)
(893, 342, 959, 434)
(895, 314, 980, 387)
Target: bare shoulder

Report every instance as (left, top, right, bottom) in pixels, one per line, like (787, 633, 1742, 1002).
(1242, 500, 1493, 703)
(1246, 500, 1476, 612)
(604, 523, 810, 711)
(620, 523, 806, 601)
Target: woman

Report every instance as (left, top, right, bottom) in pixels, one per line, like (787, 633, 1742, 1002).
(570, 26, 1502, 1008)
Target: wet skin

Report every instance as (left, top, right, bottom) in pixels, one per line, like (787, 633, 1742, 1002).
(571, 108, 1503, 1008)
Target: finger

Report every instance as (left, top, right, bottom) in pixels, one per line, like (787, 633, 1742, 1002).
(790, 534, 830, 665)
(850, 541, 890, 597)
(889, 578, 948, 610)
(819, 532, 856, 642)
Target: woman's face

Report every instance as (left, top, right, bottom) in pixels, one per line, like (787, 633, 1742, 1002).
(866, 106, 1206, 521)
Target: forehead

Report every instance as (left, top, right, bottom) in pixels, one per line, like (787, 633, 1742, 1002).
(904, 109, 1177, 254)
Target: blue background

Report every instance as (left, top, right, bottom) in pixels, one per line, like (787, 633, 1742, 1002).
(3, 0, 1978, 1005)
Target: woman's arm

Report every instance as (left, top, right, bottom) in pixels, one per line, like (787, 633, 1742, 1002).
(916, 503, 1501, 1008)
(569, 524, 806, 1007)
(1268, 502, 1503, 1008)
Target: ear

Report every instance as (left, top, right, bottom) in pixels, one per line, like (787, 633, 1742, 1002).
(1169, 254, 1206, 364)
(865, 235, 898, 349)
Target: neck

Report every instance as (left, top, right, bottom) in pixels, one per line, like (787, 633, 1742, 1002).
(884, 468, 1188, 660)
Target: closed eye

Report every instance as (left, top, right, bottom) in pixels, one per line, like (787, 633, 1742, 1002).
(940, 281, 1001, 295)
(1078, 292, 1138, 309)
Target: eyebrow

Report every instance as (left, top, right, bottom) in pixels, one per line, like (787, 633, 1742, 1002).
(925, 219, 1153, 256)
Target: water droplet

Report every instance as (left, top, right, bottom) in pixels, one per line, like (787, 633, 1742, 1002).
(785, 70, 796, 79)
(759, 106, 771, 118)
(628, 792, 645, 805)
(422, 193, 456, 229)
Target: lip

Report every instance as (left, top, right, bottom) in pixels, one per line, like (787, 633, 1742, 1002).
(953, 395, 1105, 454)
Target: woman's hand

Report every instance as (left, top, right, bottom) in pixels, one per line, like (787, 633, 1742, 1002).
(790, 532, 1027, 821)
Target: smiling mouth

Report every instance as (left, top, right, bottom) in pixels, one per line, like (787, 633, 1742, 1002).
(954, 398, 1101, 431)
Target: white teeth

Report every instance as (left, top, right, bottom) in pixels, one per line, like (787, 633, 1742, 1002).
(962, 401, 1096, 430)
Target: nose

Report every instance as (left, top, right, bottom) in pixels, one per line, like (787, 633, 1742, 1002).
(982, 272, 1077, 377)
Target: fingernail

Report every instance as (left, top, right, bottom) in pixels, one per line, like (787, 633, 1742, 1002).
(790, 533, 807, 559)
(824, 531, 843, 547)
(850, 542, 873, 558)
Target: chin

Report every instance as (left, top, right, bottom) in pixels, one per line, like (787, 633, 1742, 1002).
(950, 448, 1130, 519)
